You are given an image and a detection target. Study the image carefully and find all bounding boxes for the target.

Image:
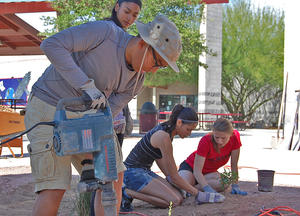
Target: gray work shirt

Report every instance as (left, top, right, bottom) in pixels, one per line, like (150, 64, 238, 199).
(32, 20, 144, 117)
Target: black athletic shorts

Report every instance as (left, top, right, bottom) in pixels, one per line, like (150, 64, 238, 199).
(178, 160, 193, 172)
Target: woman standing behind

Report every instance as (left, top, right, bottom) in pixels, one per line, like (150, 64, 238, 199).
(107, 0, 141, 30)
(107, 0, 141, 147)
(121, 105, 225, 212)
(90, 1, 142, 215)
(178, 118, 248, 196)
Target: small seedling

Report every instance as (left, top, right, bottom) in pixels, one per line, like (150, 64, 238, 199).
(168, 201, 173, 216)
(220, 168, 238, 190)
(74, 192, 92, 216)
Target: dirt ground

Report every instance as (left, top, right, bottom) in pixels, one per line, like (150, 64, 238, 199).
(0, 166, 300, 216)
(1, 129, 300, 216)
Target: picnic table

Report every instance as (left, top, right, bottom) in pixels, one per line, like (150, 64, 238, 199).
(158, 111, 248, 131)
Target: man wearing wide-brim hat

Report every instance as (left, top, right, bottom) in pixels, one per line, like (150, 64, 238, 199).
(25, 14, 182, 216)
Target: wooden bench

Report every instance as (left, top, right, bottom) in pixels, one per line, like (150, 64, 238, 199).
(0, 136, 23, 158)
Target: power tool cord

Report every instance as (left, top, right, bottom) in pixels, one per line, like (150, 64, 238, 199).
(0, 121, 56, 146)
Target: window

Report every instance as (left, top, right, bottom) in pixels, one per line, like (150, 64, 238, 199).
(159, 95, 197, 112)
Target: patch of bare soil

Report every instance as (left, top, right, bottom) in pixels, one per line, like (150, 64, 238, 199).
(129, 181, 300, 216)
(1, 166, 300, 216)
(0, 166, 78, 216)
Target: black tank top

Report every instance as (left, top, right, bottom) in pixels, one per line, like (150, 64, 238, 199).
(124, 124, 171, 169)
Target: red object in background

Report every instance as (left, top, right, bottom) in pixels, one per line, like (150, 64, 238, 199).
(0, 2, 55, 14)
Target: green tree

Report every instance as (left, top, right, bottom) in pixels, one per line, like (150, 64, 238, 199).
(222, 0, 284, 121)
(41, 0, 207, 87)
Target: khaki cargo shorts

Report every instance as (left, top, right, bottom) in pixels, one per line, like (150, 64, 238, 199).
(24, 95, 126, 193)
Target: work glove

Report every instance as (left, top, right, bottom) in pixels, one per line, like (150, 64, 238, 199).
(202, 185, 217, 193)
(80, 79, 106, 109)
(231, 184, 248, 195)
(195, 191, 225, 204)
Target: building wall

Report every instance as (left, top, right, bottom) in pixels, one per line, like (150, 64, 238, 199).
(155, 82, 198, 103)
(136, 87, 153, 117)
(283, 2, 300, 149)
(136, 82, 198, 118)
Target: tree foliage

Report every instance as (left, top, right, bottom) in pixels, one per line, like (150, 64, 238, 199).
(222, 0, 284, 121)
(41, 0, 208, 87)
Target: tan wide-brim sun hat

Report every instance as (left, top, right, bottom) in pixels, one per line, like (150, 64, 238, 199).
(135, 15, 182, 73)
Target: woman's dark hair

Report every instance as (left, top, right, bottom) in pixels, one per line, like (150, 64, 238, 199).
(162, 104, 198, 134)
(211, 118, 233, 153)
(108, 0, 142, 28)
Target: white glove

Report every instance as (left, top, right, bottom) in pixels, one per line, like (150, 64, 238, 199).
(195, 191, 225, 204)
(80, 79, 106, 109)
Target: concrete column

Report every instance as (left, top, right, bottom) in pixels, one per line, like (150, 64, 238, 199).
(152, 87, 157, 107)
(198, 4, 223, 120)
(128, 98, 138, 120)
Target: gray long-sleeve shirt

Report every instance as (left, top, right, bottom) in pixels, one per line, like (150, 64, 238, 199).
(32, 20, 144, 117)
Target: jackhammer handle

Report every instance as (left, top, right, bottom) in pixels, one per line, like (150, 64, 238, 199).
(56, 94, 111, 113)
(56, 96, 86, 111)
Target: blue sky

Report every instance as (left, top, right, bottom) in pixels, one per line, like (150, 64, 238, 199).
(251, 0, 285, 10)
(17, 12, 56, 32)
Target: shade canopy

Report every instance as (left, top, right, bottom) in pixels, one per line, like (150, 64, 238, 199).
(0, 1, 55, 55)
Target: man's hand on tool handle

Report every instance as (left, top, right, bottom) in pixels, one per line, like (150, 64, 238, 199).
(80, 79, 106, 109)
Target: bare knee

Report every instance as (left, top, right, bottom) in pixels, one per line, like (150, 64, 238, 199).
(205, 172, 225, 192)
(169, 195, 183, 207)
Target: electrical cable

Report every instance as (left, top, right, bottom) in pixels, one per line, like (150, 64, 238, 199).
(257, 206, 300, 216)
(0, 121, 56, 146)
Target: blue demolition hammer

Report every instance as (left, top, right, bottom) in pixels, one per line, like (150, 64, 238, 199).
(53, 96, 118, 214)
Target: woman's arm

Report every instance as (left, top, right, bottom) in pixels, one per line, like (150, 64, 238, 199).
(193, 154, 210, 188)
(151, 131, 198, 195)
(230, 148, 240, 184)
(230, 148, 247, 195)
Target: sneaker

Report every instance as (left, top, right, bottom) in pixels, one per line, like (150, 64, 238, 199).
(120, 187, 133, 212)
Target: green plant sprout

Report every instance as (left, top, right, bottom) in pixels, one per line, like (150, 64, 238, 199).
(168, 201, 173, 216)
(220, 168, 238, 190)
(74, 192, 92, 215)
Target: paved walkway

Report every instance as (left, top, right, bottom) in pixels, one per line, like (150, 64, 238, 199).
(1, 129, 300, 187)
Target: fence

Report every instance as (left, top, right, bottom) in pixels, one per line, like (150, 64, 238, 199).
(158, 111, 248, 131)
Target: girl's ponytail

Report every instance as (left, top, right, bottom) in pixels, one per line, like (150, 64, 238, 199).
(162, 104, 198, 134)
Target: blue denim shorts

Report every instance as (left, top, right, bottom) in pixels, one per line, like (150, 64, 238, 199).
(123, 167, 159, 192)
